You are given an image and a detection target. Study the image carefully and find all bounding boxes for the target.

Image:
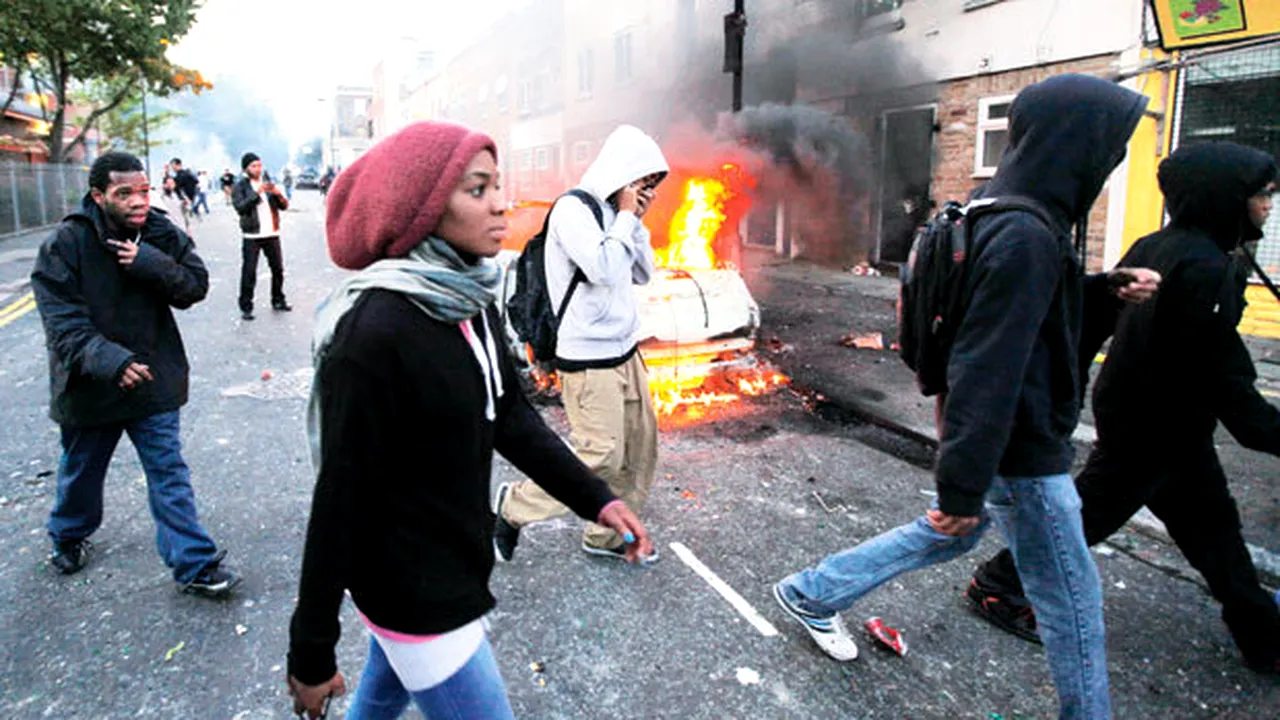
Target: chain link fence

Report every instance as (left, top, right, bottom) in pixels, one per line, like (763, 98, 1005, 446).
(0, 161, 89, 238)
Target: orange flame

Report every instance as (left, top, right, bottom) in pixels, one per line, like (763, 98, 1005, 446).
(655, 177, 730, 270)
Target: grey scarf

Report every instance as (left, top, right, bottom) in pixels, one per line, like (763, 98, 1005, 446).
(306, 236, 501, 470)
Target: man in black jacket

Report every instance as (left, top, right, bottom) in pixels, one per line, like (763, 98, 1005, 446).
(30, 152, 238, 597)
(169, 158, 201, 217)
(969, 142, 1280, 674)
(232, 152, 291, 320)
(774, 75, 1147, 719)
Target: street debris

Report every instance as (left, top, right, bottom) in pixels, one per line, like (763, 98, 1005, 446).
(762, 337, 794, 354)
(235, 624, 248, 636)
(849, 262, 882, 277)
(529, 660, 547, 687)
(163, 641, 185, 662)
(811, 490, 849, 514)
(839, 331, 885, 350)
(680, 489, 697, 499)
(221, 367, 313, 401)
(735, 667, 761, 686)
(864, 617, 907, 656)
(1095, 545, 1116, 556)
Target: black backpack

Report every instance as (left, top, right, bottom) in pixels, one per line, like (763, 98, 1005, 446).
(507, 189, 604, 364)
(897, 196, 1053, 397)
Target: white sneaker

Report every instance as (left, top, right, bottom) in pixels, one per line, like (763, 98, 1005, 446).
(773, 582, 859, 661)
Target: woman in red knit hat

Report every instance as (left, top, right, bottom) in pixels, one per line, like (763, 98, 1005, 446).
(285, 121, 653, 719)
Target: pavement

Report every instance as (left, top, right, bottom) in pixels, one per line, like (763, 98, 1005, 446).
(0, 199, 1276, 718)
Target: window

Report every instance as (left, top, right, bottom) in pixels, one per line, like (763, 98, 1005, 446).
(573, 141, 592, 166)
(577, 48, 594, 97)
(859, 0, 899, 18)
(856, 0, 904, 35)
(519, 151, 533, 171)
(974, 96, 1014, 177)
(614, 30, 633, 84)
(495, 76, 508, 114)
(535, 147, 550, 171)
(518, 79, 531, 115)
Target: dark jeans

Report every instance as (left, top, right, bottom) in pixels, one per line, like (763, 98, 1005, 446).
(975, 428, 1280, 667)
(46, 410, 220, 584)
(239, 236, 286, 312)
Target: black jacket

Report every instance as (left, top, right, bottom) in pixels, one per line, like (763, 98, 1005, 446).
(231, 174, 288, 235)
(173, 168, 200, 203)
(30, 196, 208, 428)
(1093, 142, 1280, 452)
(288, 291, 616, 685)
(936, 75, 1148, 515)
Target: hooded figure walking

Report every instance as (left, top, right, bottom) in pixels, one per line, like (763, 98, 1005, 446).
(772, 75, 1150, 719)
(969, 141, 1280, 675)
(492, 125, 668, 564)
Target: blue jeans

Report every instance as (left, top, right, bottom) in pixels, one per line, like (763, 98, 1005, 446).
(780, 474, 1109, 720)
(347, 635, 515, 720)
(46, 410, 220, 584)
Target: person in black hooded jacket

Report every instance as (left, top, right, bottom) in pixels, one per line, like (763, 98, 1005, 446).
(970, 141, 1280, 674)
(774, 75, 1148, 720)
(30, 151, 239, 597)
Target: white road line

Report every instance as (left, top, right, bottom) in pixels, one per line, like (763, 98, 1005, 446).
(669, 541, 778, 637)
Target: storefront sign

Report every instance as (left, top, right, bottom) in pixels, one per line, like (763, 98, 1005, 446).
(1150, 0, 1280, 49)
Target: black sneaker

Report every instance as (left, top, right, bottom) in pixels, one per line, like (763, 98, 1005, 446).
(964, 577, 1041, 644)
(240, 309, 255, 321)
(50, 539, 93, 575)
(581, 539, 659, 564)
(272, 301, 293, 312)
(183, 556, 241, 598)
(492, 482, 520, 562)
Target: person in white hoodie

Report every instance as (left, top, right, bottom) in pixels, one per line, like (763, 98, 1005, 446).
(493, 125, 668, 562)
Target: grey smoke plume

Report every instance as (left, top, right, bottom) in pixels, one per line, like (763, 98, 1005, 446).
(718, 103, 873, 197)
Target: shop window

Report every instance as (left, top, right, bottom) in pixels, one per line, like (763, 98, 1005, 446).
(615, 30, 633, 84)
(974, 95, 1014, 177)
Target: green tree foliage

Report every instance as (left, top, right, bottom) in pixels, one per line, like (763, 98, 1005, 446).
(74, 79, 187, 157)
(0, 1, 211, 163)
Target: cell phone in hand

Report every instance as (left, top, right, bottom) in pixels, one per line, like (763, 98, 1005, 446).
(1107, 269, 1139, 290)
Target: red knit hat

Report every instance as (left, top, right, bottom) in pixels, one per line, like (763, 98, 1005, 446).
(325, 122, 497, 270)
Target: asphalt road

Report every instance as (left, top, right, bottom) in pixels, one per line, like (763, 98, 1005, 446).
(0, 193, 1275, 718)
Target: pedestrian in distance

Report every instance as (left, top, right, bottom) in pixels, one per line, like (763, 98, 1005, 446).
(220, 168, 236, 205)
(232, 152, 292, 321)
(318, 166, 335, 199)
(492, 124, 668, 564)
(193, 170, 211, 216)
(168, 158, 201, 218)
(29, 151, 239, 598)
(773, 74, 1150, 720)
(282, 166, 295, 202)
(156, 175, 191, 234)
(968, 141, 1280, 675)
(285, 120, 653, 720)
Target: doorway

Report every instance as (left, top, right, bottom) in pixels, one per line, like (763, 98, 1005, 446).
(877, 105, 936, 264)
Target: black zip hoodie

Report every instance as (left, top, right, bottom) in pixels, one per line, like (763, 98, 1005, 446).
(936, 75, 1147, 516)
(1093, 142, 1280, 450)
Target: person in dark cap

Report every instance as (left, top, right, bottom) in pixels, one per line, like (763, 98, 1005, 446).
(285, 121, 652, 719)
(231, 152, 291, 320)
(968, 141, 1280, 676)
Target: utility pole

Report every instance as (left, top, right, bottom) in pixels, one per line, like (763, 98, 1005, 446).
(140, 78, 151, 179)
(724, 0, 747, 112)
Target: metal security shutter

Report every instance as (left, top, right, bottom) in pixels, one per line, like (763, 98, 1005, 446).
(1176, 40, 1280, 274)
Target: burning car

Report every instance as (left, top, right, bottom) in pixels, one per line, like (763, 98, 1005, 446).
(495, 165, 787, 418)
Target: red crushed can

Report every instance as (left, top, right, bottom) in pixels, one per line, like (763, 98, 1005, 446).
(864, 616, 908, 656)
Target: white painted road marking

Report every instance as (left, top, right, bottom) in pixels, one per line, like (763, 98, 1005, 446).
(669, 541, 778, 637)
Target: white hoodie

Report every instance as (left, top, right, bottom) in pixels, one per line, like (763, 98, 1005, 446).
(547, 125, 669, 363)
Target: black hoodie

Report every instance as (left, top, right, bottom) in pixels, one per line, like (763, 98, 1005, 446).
(1092, 142, 1280, 452)
(936, 75, 1148, 516)
(30, 195, 208, 428)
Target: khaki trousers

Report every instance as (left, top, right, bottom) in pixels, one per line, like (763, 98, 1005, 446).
(501, 352, 658, 548)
